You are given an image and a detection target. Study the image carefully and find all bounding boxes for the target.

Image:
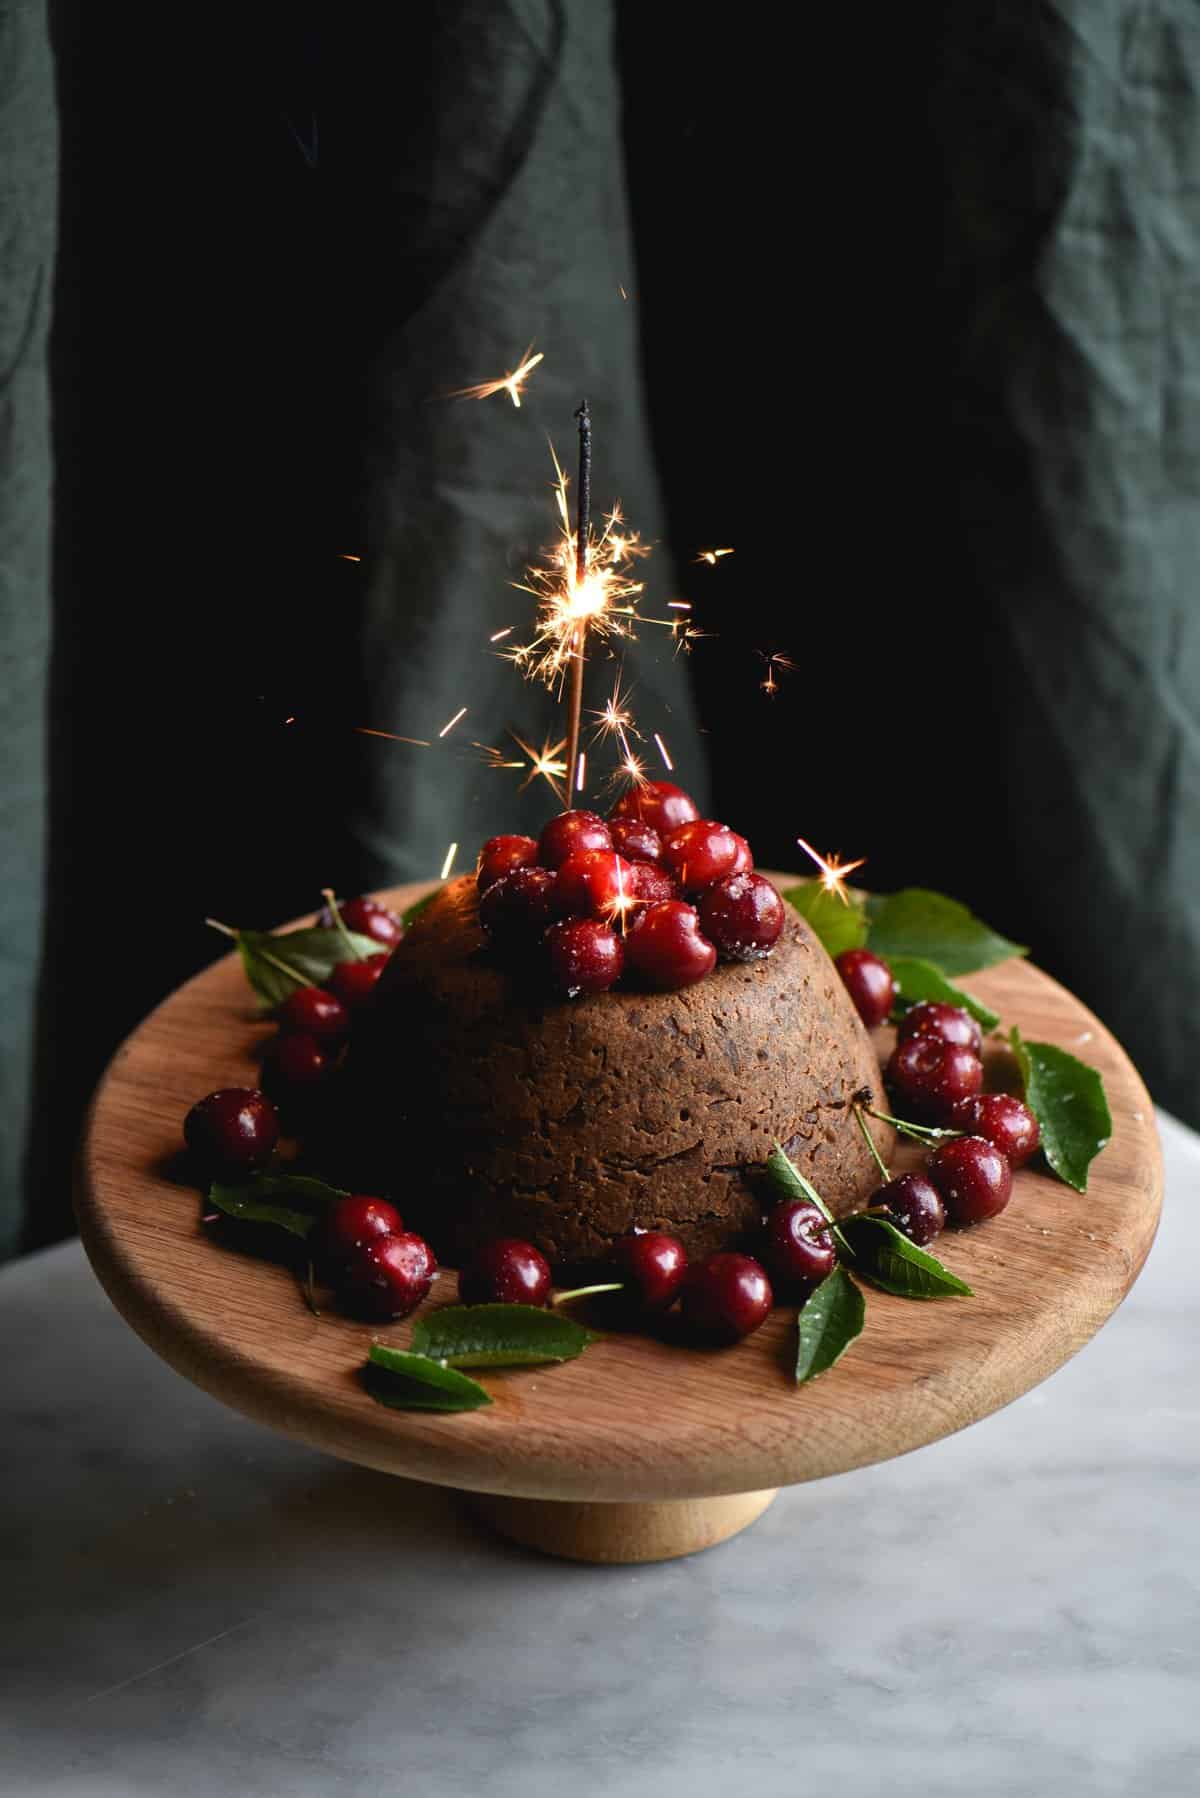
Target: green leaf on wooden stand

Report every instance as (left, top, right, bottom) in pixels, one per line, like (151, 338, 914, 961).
(839, 1213, 973, 1298)
(410, 1304, 596, 1369)
(365, 1344, 492, 1412)
(864, 889, 1026, 976)
(781, 882, 868, 959)
(1009, 1028, 1112, 1192)
(230, 925, 381, 1008)
(207, 1173, 349, 1241)
(795, 1265, 866, 1384)
(888, 955, 1000, 1032)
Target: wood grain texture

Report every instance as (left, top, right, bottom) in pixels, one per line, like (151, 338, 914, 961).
(76, 880, 1163, 1506)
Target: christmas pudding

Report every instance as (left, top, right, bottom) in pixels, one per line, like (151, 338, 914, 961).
(342, 783, 892, 1270)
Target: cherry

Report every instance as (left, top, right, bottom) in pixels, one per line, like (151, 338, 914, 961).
(681, 1252, 773, 1343)
(834, 948, 896, 1029)
(660, 819, 741, 891)
(950, 1093, 1041, 1168)
(478, 865, 558, 944)
(554, 849, 638, 920)
(762, 1199, 836, 1297)
(277, 985, 349, 1041)
(317, 895, 403, 948)
(928, 1135, 1013, 1226)
(340, 1231, 436, 1319)
(613, 1231, 688, 1313)
(538, 809, 612, 870)
(728, 832, 754, 876)
(459, 1236, 552, 1307)
(625, 900, 717, 989)
(698, 872, 785, 961)
(545, 917, 625, 996)
(265, 1032, 333, 1090)
(608, 779, 701, 838)
(476, 834, 539, 892)
(322, 1194, 405, 1268)
(872, 1172, 945, 1245)
(184, 1087, 279, 1176)
(886, 1034, 982, 1123)
(628, 860, 677, 909)
(609, 818, 662, 865)
(897, 999, 983, 1057)
(327, 952, 390, 1009)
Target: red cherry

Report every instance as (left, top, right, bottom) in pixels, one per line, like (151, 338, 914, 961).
(625, 900, 717, 989)
(322, 1194, 404, 1268)
(277, 985, 350, 1040)
(886, 1035, 982, 1122)
(327, 952, 390, 1009)
(265, 1032, 333, 1089)
(476, 834, 539, 892)
(761, 1200, 836, 1297)
(184, 1087, 279, 1176)
(728, 832, 754, 876)
(660, 819, 741, 891)
(681, 1252, 773, 1342)
(613, 1232, 688, 1313)
(459, 1237, 552, 1307)
(627, 860, 677, 909)
(478, 865, 559, 944)
(950, 1093, 1041, 1168)
(897, 1000, 983, 1057)
(609, 818, 662, 865)
(340, 1231, 436, 1319)
(545, 917, 625, 996)
(554, 849, 638, 921)
(608, 780, 701, 837)
(698, 872, 785, 961)
(317, 895, 403, 948)
(835, 949, 896, 1029)
(928, 1136, 1013, 1226)
(873, 1173, 945, 1245)
(538, 809, 612, 870)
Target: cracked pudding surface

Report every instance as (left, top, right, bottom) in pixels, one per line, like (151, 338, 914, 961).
(344, 876, 893, 1269)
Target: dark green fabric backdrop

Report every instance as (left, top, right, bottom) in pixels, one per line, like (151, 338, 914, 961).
(4, 2, 1199, 1259)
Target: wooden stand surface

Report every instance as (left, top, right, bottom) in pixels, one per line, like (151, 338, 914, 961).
(76, 880, 1162, 1563)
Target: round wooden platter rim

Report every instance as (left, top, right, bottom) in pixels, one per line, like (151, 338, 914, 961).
(76, 880, 1163, 1505)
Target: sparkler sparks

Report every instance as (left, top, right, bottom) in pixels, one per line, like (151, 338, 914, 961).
(795, 837, 867, 905)
(440, 842, 458, 881)
(438, 706, 468, 738)
(695, 547, 734, 566)
(653, 732, 674, 771)
(355, 727, 433, 748)
(449, 346, 545, 408)
(759, 650, 797, 697)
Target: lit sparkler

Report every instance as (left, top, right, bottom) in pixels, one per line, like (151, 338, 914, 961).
(795, 837, 867, 905)
(695, 547, 734, 566)
(449, 346, 545, 408)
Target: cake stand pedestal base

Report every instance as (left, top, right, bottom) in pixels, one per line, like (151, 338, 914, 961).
(469, 1488, 779, 1564)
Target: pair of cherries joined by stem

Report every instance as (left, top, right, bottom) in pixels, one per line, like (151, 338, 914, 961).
(263, 895, 402, 1100)
(477, 782, 785, 997)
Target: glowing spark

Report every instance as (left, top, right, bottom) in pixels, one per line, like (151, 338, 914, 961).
(490, 626, 514, 642)
(284, 716, 296, 724)
(508, 731, 569, 802)
(438, 706, 468, 738)
(695, 547, 734, 567)
(653, 732, 674, 771)
(618, 284, 628, 300)
(575, 750, 586, 792)
(667, 600, 691, 610)
(339, 553, 361, 562)
(440, 842, 458, 881)
(356, 727, 432, 747)
(449, 346, 545, 408)
(795, 837, 867, 905)
(759, 650, 797, 697)
(507, 444, 656, 692)
(671, 619, 710, 656)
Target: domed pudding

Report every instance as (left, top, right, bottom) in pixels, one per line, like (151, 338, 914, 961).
(344, 874, 892, 1270)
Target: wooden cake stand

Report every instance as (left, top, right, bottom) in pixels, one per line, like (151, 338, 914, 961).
(76, 880, 1162, 1564)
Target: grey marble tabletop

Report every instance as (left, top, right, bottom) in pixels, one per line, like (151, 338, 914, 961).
(4, 1113, 1198, 1798)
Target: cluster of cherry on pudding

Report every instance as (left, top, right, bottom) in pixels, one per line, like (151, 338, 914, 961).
(476, 780, 785, 995)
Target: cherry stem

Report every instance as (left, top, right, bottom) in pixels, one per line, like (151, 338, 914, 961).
(863, 1105, 963, 1146)
(299, 1256, 320, 1317)
(552, 1282, 623, 1307)
(204, 917, 237, 938)
(320, 888, 366, 962)
(853, 1105, 891, 1182)
(206, 918, 308, 990)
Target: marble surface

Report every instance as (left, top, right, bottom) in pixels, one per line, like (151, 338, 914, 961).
(3, 1114, 1198, 1798)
